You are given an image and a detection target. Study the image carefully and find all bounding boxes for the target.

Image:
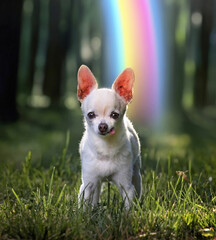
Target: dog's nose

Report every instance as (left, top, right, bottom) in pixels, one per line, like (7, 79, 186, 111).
(98, 123, 108, 133)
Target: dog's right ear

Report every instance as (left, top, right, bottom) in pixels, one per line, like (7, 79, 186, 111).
(112, 68, 135, 103)
(77, 65, 98, 102)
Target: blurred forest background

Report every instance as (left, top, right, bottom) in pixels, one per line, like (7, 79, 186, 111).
(0, 0, 216, 166)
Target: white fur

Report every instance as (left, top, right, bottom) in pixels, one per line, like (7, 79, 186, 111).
(78, 88, 142, 208)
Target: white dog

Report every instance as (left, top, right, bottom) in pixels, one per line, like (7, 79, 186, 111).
(77, 65, 142, 208)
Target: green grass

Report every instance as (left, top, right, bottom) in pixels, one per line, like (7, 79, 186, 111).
(0, 108, 216, 239)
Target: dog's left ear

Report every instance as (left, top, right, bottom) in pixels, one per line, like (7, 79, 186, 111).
(77, 65, 98, 102)
(112, 68, 135, 103)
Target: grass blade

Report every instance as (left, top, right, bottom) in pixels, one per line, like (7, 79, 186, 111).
(12, 188, 23, 208)
(55, 184, 66, 206)
(48, 167, 55, 205)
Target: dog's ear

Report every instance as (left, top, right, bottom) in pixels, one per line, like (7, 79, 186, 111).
(77, 65, 98, 102)
(112, 68, 135, 103)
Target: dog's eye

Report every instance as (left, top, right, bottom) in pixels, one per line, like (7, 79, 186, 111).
(110, 111, 119, 120)
(87, 112, 96, 119)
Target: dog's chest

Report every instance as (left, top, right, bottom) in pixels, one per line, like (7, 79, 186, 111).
(82, 144, 132, 178)
(80, 130, 135, 177)
(94, 146, 132, 176)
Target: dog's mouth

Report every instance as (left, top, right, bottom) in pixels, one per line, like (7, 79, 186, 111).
(109, 127, 115, 135)
(99, 127, 115, 136)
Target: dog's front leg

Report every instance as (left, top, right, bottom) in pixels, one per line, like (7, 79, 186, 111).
(78, 177, 101, 207)
(113, 171, 135, 209)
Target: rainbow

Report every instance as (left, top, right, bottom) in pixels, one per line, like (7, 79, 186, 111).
(100, 0, 167, 126)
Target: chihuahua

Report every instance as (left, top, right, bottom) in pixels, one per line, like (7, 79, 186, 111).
(77, 65, 142, 208)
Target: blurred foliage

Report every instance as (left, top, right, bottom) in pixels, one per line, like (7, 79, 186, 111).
(0, 107, 83, 167)
(18, 0, 102, 106)
(15, 0, 216, 117)
(17, 0, 216, 106)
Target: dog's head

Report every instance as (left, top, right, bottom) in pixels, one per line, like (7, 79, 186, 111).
(77, 65, 135, 136)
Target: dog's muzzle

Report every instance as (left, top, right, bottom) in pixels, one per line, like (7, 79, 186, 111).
(98, 123, 115, 136)
(98, 123, 108, 135)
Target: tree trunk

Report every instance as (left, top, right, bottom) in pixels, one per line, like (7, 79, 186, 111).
(193, 0, 214, 107)
(43, 0, 72, 105)
(28, 0, 40, 94)
(167, 2, 187, 112)
(0, 0, 23, 122)
(43, 0, 62, 104)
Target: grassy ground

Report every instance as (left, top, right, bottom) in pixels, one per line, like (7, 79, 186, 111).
(0, 107, 216, 239)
